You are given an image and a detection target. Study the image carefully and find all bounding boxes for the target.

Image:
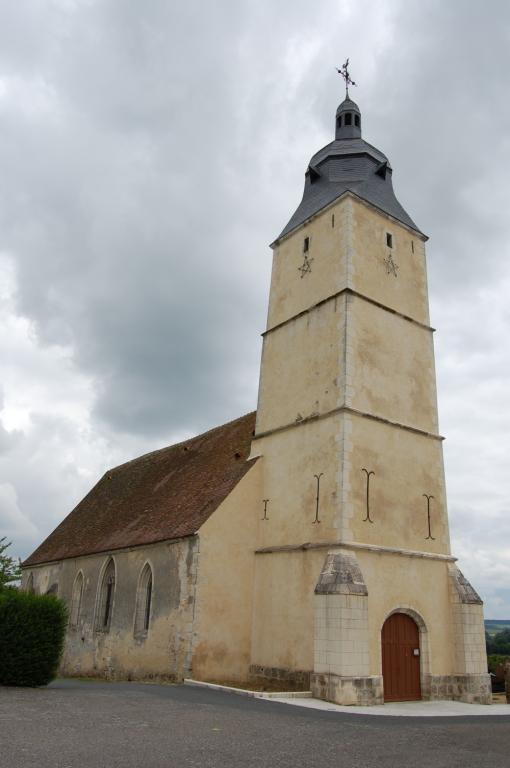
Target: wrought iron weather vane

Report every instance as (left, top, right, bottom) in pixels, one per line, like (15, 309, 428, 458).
(336, 58, 357, 97)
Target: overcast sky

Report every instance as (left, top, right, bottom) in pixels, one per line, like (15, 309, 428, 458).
(0, 0, 509, 617)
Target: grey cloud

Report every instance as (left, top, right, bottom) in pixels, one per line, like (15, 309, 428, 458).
(0, 1, 509, 613)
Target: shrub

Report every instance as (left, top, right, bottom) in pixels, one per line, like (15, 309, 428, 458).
(488, 654, 510, 675)
(0, 587, 68, 686)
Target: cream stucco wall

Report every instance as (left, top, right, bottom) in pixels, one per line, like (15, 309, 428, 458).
(251, 549, 324, 672)
(250, 547, 456, 677)
(250, 417, 342, 547)
(191, 459, 262, 682)
(358, 550, 454, 675)
(266, 197, 350, 331)
(257, 296, 345, 434)
(348, 297, 439, 433)
(347, 414, 450, 554)
(350, 200, 430, 326)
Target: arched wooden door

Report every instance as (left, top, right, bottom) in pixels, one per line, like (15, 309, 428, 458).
(381, 613, 421, 702)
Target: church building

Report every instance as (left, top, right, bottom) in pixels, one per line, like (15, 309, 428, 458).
(22, 79, 491, 705)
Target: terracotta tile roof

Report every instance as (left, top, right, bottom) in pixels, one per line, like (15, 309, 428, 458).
(24, 412, 257, 567)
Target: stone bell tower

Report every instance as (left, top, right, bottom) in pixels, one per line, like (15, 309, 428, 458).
(248, 81, 490, 705)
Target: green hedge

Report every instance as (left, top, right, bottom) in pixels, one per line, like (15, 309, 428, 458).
(0, 587, 68, 686)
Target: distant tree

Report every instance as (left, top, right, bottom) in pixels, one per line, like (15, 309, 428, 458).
(0, 538, 22, 589)
(487, 654, 510, 675)
(487, 628, 510, 656)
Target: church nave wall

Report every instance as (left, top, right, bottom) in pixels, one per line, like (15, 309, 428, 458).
(23, 536, 198, 682)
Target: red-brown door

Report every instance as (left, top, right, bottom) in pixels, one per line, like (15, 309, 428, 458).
(381, 613, 421, 702)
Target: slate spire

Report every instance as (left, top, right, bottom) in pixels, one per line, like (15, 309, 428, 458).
(273, 88, 425, 243)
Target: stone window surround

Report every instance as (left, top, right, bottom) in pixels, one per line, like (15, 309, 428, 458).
(94, 556, 117, 633)
(133, 560, 154, 639)
(69, 570, 84, 628)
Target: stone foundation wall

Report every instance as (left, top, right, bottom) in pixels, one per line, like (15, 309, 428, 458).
(310, 672, 491, 706)
(423, 674, 492, 704)
(249, 665, 311, 691)
(311, 672, 383, 706)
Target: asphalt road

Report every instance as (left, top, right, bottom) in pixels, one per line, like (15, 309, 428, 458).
(0, 679, 509, 768)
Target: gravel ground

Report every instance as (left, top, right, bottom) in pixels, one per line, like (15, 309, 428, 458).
(0, 679, 509, 768)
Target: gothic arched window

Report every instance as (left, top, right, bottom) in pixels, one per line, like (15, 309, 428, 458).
(134, 563, 153, 636)
(70, 571, 84, 627)
(96, 558, 116, 631)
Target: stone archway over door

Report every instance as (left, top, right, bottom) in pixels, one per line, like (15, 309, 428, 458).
(381, 613, 421, 702)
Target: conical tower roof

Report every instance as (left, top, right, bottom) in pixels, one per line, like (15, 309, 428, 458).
(274, 94, 424, 244)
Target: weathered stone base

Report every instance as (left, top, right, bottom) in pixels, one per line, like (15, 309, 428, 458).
(422, 674, 492, 704)
(60, 666, 180, 683)
(311, 672, 384, 706)
(249, 665, 311, 691)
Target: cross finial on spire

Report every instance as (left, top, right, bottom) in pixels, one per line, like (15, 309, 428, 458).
(336, 58, 357, 97)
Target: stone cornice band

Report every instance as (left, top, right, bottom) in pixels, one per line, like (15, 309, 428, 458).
(255, 539, 456, 562)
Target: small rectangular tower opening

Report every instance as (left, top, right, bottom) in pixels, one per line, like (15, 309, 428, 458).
(386, 233, 393, 248)
(303, 236, 310, 252)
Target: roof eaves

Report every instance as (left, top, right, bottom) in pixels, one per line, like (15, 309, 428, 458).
(271, 189, 427, 248)
(22, 533, 200, 569)
(270, 190, 351, 248)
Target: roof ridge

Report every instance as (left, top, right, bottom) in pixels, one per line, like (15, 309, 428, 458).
(107, 410, 256, 475)
(23, 411, 258, 566)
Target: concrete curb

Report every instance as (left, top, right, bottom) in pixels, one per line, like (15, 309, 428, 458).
(183, 679, 312, 699)
(266, 696, 510, 717)
(184, 680, 510, 717)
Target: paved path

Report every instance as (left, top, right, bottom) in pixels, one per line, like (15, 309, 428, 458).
(1, 679, 509, 768)
(271, 693, 510, 716)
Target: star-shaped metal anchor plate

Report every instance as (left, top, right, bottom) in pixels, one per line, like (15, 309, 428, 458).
(298, 254, 313, 278)
(384, 253, 399, 277)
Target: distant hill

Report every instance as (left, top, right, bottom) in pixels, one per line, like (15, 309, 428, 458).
(485, 620, 510, 637)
